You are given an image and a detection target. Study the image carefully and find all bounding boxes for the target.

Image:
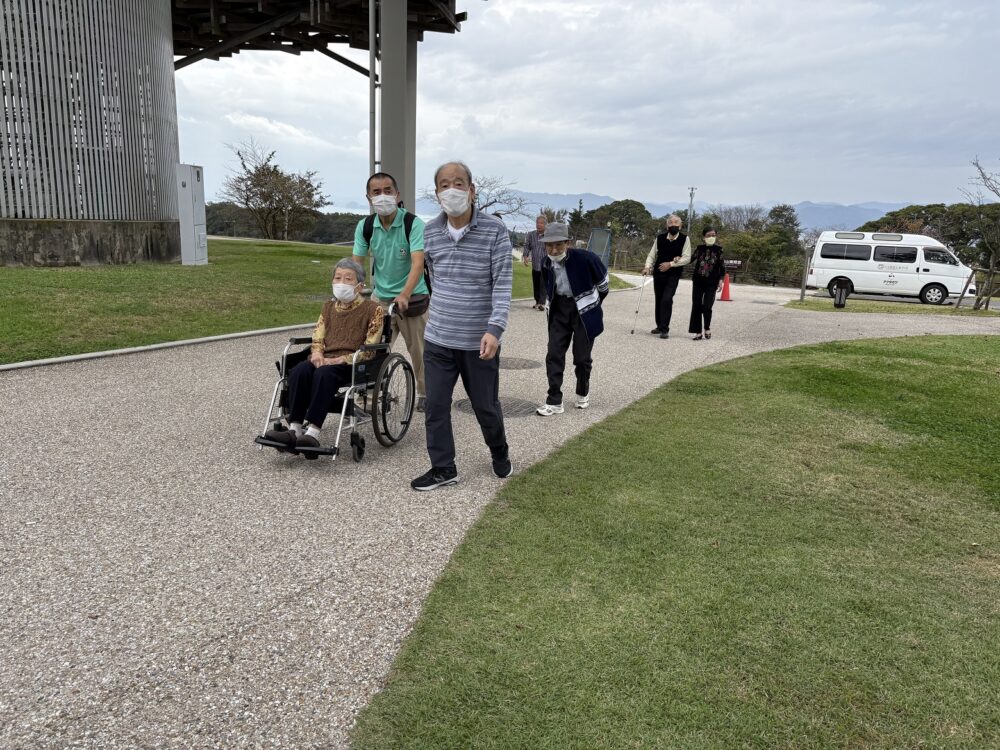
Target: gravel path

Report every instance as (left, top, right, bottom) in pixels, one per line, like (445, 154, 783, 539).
(1, 281, 996, 748)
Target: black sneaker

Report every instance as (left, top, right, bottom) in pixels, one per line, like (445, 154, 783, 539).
(650, 327, 662, 335)
(411, 466, 459, 491)
(659, 331, 670, 339)
(491, 445, 513, 479)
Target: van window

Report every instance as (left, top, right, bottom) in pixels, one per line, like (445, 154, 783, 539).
(834, 232, 865, 240)
(872, 233, 904, 242)
(873, 246, 917, 263)
(820, 243, 871, 261)
(923, 248, 958, 266)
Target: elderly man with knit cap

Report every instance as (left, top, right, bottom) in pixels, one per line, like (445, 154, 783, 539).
(536, 222, 610, 416)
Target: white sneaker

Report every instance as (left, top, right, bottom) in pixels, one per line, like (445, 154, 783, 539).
(575, 394, 590, 409)
(536, 403, 564, 416)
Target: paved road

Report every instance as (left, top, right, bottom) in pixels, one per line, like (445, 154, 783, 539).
(1, 281, 996, 748)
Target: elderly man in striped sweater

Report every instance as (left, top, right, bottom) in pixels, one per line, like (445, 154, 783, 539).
(411, 161, 514, 491)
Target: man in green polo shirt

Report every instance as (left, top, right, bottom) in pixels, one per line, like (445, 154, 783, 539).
(352, 172, 429, 409)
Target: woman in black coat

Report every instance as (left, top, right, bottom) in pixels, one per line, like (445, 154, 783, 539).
(688, 227, 726, 340)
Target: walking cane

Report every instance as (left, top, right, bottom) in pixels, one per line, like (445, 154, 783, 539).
(630, 276, 649, 335)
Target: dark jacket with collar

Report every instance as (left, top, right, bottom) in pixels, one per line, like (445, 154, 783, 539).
(542, 248, 611, 341)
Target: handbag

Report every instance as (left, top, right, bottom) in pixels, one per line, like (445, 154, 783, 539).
(404, 293, 429, 317)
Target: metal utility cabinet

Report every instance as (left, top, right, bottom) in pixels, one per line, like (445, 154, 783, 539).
(176, 165, 208, 266)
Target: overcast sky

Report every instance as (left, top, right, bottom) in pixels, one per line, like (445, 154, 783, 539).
(175, 0, 1000, 210)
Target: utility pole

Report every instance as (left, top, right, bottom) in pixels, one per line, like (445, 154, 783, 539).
(799, 242, 810, 302)
(687, 186, 697, 235)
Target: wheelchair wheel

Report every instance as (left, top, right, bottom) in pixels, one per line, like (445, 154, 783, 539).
(372, 352, 415, 447)
(350, 432, 366, 463)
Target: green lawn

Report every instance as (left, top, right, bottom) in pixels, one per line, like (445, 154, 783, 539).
(0, 238, 603, 365)
(352, 335, 1000, 749)
(787, 296, 999, 316)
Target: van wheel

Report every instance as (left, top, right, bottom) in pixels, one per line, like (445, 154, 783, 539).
(827, 279, 853, 298)
(920, 284, 947, 305)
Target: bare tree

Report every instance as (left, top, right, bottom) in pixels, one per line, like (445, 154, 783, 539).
(710, 203, 768, 234)
(473, 175, 535, 219)
(220, 139, 330, 240)
(961, 157, 1000, 310)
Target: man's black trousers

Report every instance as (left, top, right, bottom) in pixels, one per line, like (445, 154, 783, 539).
(531, 269, 545, 305)
(545, 295, 593, 406)
(423, 340, 508, 470)
(287, 361, 353, 427)
(653, 270, 682, 333)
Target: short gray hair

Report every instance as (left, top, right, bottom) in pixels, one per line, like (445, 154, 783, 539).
(334, 257, 366, 285)
(433, 160, 473, 187)
(666, 214, 682, 224)
(536, 214, 547, 222)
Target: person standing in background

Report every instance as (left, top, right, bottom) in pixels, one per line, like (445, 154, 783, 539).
(688, 227, 726, 340)
(642, 214, 691, 339)
(521, 215, 547, 310)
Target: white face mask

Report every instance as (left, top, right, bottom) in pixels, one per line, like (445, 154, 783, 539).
(370, 194, 398, 217)
(549, 252, 567, 262)
(332, 283, 357, 303)
(438, 188, 471, 217)
(705, 237, 717, 246)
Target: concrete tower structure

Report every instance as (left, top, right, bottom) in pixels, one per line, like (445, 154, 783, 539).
(1, 0, 181, 265)
(1, 1, 465, 266)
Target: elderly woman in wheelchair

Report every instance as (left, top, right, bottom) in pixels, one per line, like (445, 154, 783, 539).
(256, 258, 416, 461)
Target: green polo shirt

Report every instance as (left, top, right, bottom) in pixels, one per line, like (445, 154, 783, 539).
(352, 209, 428, 299)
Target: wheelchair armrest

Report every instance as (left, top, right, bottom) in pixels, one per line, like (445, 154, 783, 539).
(349, 343, 390, 368)
(289, 336, 313, 344)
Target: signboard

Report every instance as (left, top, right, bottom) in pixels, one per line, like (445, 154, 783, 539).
(587, 228, 612, 267)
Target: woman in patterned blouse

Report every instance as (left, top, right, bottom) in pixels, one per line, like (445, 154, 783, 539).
(688, 227, 726, 340)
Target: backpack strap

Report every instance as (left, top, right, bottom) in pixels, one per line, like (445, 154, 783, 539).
(403, 211, 415, 243)
(362, 213, 376, 245)
(401, 210, 432, 295)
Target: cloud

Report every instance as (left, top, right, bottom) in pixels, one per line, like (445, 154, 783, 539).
(222, 113, 333, 150)
(175, 0, 1000, 206)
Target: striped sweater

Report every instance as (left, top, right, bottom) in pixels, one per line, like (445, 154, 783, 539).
(423, 208, 513, 351)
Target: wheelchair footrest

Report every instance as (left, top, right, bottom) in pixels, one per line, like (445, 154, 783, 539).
(254, 435, 338, 456)
(295, 443, 338, 457)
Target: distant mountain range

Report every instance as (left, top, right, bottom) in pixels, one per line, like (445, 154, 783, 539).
(333, 190, 908, 232)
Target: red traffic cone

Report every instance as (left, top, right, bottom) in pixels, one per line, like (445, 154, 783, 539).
(720, 273, 732, 301)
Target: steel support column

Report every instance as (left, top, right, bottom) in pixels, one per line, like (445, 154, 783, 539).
(405, 28, 418, 209)
(379, 0, 415, 209)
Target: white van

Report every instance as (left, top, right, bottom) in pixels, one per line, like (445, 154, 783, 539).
(807, 231, 977, 305)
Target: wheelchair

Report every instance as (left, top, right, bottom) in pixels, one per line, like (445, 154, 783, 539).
(254, 303, 415, 462)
